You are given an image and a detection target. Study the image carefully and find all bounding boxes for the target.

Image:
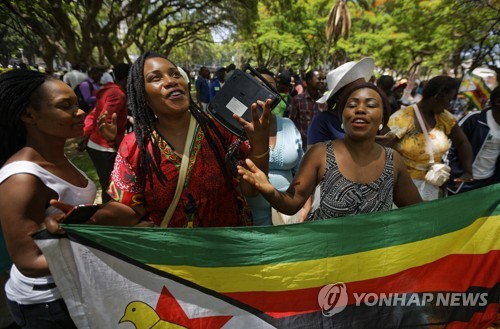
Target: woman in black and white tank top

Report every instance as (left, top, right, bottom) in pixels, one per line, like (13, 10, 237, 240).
(308, 141, 394, 220)
(238, 83, 422, 221)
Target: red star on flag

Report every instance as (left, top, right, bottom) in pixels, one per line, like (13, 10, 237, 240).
(155, 286, 233, 328)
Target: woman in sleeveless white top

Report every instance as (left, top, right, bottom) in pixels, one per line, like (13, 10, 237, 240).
(238, 83, 422, 220)
(0, 70, 96, 328)
(0, 162, 95, 303)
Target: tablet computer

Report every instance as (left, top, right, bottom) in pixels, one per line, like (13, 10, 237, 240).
(208, 69, 281, 138)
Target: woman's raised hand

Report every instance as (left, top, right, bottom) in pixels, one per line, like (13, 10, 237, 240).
(98, 111, 118, 146)
(237, 158, 275, 195)
(233, 99, 272, 150)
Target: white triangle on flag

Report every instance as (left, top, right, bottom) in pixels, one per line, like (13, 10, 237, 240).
(36, 237, 277, 329)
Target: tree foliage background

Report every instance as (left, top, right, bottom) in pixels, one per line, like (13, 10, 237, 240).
(0, 0, 498, 77)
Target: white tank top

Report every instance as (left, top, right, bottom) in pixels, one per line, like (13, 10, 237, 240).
(0, 160, 96, 304)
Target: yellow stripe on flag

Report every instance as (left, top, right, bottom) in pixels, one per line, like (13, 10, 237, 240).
(149, 216, 499, 292)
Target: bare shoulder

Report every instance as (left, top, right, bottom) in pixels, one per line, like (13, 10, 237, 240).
(391, 148, 404, 162)
(308, 141, 328, 154)
(390, 149, 408, 174)
(301, 142, 328, 179)
(0, 173, 55, 208)
(304, 142, 328, 164)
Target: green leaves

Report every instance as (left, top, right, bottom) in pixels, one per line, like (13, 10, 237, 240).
(1, 0, 497, 74)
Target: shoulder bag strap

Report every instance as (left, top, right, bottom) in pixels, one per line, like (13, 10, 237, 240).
(160, 114, 198, 228)
(412, 104, 435, 164)
(82, 79, 93, 92)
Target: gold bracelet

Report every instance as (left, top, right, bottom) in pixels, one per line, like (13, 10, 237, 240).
(251, 149, 269, 159)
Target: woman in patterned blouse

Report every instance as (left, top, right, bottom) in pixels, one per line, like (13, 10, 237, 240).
(386, 76, 474, 200)
(49, 52, 272, 228)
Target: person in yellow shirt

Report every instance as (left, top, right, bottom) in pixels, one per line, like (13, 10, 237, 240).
(386, 76, 474, 200)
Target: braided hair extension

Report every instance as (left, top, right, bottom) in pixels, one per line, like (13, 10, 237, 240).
(188, 97, 234, 185)
(127, 53, 162, 187)
(0, 69, 55, 166)
(126, 52, 233, 192)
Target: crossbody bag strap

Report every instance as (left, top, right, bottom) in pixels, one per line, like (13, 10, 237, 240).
(160, 114, 198, 228)
(412, 104, 435, 164)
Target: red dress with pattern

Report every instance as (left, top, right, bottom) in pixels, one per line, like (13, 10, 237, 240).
(108, 122, 251, 227)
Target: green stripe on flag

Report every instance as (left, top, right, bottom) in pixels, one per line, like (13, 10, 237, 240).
(63, 184, 500, 267)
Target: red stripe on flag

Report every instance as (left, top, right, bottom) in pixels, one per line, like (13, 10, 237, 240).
(445, 303, 499, 329)
(224, 251, 499, 317)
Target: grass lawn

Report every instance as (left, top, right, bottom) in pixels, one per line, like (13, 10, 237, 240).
(65, 138, 102, 203)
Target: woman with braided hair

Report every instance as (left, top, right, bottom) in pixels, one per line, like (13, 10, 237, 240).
(49, 52, 271, 228)
(0, 69, 96, 328)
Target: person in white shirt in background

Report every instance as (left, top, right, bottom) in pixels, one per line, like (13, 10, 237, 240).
(100, 68, 115, 84)
(62, 62, 87, 89)
(447, 85, 500, 195)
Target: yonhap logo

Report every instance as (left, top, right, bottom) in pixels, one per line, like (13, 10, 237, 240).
(317, 283, 489, 318)
(318, 282, 348, 317)
(353, 292, 489, 307)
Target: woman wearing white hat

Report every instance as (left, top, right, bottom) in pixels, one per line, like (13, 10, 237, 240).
(307, 58, 375, 147)
(238, 82, 422, 220)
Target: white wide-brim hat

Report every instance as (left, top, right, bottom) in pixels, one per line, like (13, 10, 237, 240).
(177, 66, 189, 83)
(316, 57, 375, 104)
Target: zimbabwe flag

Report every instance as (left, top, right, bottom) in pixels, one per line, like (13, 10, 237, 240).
(459, 73, 492, 111)
(34, 184, 500, 328)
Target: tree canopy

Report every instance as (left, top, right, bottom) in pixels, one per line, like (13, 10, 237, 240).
(0, 0, 498, 75)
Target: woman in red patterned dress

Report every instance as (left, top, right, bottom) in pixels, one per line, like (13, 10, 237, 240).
(50, 52, 271, 228)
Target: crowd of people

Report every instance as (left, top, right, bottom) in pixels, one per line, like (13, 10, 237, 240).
(0, 55, 498, 327)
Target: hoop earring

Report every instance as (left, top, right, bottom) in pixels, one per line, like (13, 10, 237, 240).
(379, 124, 384, 131)
(341, 122, 344, 130)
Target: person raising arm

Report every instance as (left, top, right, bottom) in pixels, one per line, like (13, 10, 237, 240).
(49, 52, 271, 229)
(238, 83, 422, 220)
